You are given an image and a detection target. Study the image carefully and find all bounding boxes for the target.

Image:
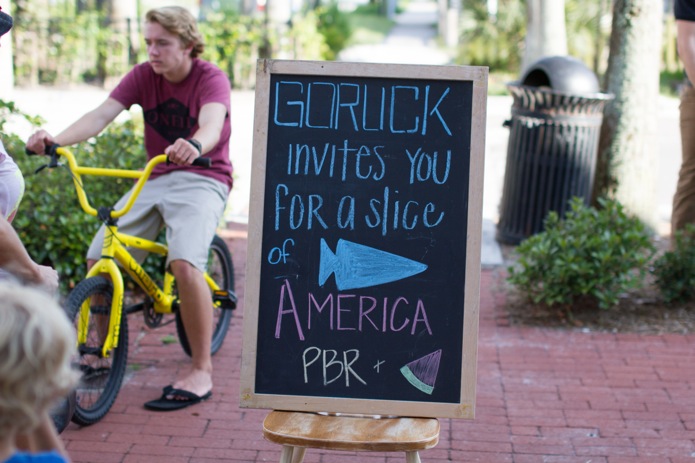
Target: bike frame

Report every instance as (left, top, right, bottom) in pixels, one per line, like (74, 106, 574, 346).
(54, 147, 221, 358)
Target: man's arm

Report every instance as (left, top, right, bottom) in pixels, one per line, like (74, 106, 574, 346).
(0, 215, 58, 292)
(677, 19, 695, 83)
(26, 97, 125, 154)
(165, 102, 227, 165)
(190, 102, 227, 154)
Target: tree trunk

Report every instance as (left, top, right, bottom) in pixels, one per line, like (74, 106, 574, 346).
(241, 0, 257, 14)
(111, 0, 138, 64)
(593, 0, 662, 229)
(522, 0, 568, 74)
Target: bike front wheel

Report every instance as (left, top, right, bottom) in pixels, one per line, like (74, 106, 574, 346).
(65, 276, 128, 426)
(176, 234, 235, 356)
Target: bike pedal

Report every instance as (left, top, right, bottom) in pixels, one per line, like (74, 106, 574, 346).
(213, 290, 237, 310)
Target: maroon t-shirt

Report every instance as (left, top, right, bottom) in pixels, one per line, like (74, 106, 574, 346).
(110, 59, 233, 190)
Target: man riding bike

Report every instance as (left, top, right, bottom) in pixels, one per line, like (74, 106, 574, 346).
(26, 6, 234, 411)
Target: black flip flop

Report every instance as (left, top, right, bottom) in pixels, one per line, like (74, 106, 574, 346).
(144, 385, 212, 411)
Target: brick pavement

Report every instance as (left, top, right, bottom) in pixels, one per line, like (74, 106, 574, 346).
(58, 221, 695, 463)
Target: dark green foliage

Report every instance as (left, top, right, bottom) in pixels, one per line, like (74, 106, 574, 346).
(198, 12, 267, 89)
(1, 100, 159, 294)
(285, 10, 329, 61)
(652, 225, 695, 303)
(507, 197, 655, 310)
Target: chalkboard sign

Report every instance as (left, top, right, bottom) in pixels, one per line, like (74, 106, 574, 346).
(240, 60, 487, 419)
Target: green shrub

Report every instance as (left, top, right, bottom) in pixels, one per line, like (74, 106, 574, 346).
(345, 4, 394, 46)
(199, 12, 266, 89)
(315, 2, 352, 60)
(652, 224, 695, 303)
(458, 0, 525, 72)
(286, 10, 330, 61)
(507, 197, 655, 310)
(2, 100, 159, 294)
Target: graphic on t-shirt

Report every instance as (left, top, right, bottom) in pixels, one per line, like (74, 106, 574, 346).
(143, 97, 197, 142)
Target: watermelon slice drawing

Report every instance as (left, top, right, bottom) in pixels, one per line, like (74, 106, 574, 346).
(400, 349, 442, 395)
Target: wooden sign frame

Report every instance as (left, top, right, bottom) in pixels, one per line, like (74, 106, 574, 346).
(240, 59, 487, 419)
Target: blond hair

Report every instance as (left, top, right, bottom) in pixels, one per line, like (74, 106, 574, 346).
(0, 283, 79, 436)
(146, 6, 205, 58)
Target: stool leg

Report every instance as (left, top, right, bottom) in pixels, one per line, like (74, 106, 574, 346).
(279, 445, 294, 463)
(405, 451, 421, 463)
(291, 447, 306, 463)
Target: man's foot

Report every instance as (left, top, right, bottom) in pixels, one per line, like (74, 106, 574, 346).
(173, 368, 212, 399)
(144, 385, 212, 411)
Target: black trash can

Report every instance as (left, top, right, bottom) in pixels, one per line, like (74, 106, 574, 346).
(496, 56, 613, 245)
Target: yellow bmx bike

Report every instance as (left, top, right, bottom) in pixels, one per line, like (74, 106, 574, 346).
(28, 145, 237, 426)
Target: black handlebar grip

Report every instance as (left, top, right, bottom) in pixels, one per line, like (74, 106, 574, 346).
(25, 143, 60, 156)
(192, 157, 212, 168)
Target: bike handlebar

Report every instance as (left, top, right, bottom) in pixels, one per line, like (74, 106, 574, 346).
(25, 144, 212, 168)
(26, 144, 211, 220)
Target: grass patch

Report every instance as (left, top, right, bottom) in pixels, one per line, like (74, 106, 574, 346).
(161, 334, 178, 345)
(661, 70, 684, 98)
(345, 7, 394, 46)
(128, 363, 143, 372)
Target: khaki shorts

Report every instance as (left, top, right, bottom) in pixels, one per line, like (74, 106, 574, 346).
(87, 171, 228, 272)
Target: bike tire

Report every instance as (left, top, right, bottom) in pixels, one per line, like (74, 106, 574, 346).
(176, 234, 235, 356)
(65, 276, 128, 426)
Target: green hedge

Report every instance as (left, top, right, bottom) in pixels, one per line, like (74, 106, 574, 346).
(2, 100, 156, 294)
(652, 224, 695, 303)
(507, 197, 655, 310)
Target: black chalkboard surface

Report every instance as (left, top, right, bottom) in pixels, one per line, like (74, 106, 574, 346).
(240, 60, 487, 419)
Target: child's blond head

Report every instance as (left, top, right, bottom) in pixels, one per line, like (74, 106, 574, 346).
(0, 283, 79, 436)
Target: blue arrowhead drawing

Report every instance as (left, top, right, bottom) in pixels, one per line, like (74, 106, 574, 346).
(319, 238, 428, 291)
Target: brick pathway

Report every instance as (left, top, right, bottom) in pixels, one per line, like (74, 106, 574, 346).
(58, 221, 695, 463)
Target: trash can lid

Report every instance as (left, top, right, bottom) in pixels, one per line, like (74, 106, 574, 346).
(521, 55, 600, 95)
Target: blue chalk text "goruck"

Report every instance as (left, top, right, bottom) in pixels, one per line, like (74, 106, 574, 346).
(273, 81, 453, 135)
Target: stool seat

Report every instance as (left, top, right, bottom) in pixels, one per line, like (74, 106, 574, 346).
(263, 410, 440, 463)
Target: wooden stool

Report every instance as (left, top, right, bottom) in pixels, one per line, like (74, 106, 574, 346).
(262, 410, 440, 463)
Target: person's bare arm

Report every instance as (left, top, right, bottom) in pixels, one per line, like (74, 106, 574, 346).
(0, 215, 58, 292)
(26, 97, 125, 154)
(15, 413, 70, 462)
(677, 19, 695, 83)
(165, 102, 227, 165)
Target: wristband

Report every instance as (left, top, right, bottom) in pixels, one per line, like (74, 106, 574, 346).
(187, 138, 202, 154)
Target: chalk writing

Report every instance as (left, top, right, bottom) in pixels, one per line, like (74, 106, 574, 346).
(286, 141, 386, 181)
(274, 278, 434, 340)
(406, 148, 451, 185)
(268, 238, 295, 265)
(274, 185, 445, 234)
(253, 69, 475, 406)
(303, 346, 367, 387)
(273, 81, 453, 135)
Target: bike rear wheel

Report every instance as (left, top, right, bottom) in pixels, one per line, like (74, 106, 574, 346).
(65, 276, 128, 426)
(176, 234, 235, 356)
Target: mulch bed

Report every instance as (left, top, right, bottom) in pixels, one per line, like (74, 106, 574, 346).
(496, 236, 695, 335)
